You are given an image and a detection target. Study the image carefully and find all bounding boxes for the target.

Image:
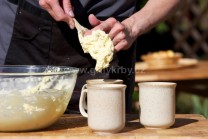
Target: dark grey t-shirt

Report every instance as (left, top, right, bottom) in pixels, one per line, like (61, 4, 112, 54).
(0, 0, 136, 64)
(75, 0, 136, 17)
(27, 0, 136, 17)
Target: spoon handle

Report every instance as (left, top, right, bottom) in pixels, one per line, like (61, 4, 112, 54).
(73, 18, 88, 33)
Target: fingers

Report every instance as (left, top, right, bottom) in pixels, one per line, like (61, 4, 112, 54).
(112, 31, 126, 46)
(68, 18, 75, 29)
(88, 14, 101, 27)
(86, 15, 115, 36)
(62, 0, 75, 29)
(114, 40, 128, 52)
(104, 20, 128, 51)
(93, 18, 117, 33)
(84, 14, 101, 35)
(87, 15, 133, 51)
(63, 0, 74, 17)
(109, 21, 125, 40)
(39, 0, 66, 21)
(39, 0, 74, 28)
(112, 25, 128, 52)
(39, 0, 58, 20)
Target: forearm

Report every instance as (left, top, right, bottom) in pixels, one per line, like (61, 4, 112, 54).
(125, 0, 184, 38)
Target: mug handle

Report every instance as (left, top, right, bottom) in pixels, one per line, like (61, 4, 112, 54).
(79, 84, 88, 117)
(82, 84, 87, 90)
(81, 84, 87, 110)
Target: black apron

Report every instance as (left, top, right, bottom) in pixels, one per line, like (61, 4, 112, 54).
(5, 0, 136, 113)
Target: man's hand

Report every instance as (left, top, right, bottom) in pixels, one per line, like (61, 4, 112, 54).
(86, 14, 137, 52)
(39, 0, 75, 29)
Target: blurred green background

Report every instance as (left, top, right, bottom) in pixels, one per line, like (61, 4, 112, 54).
(134, 0, 208, 118)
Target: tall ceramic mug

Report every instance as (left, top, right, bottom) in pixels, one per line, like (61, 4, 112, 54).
(138, 82, 176, 129)
(79, 84, 126, 134)
(81, 79, 123, 110)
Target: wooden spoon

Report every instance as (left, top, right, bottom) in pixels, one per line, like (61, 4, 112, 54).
(73, 18, 88, 33)
(71, 18, 88, 43)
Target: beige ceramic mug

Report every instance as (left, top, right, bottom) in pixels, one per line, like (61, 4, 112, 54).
(79, 84, 126, 134)
(138, 82, 176, 129)
(81, 79, 123, 110)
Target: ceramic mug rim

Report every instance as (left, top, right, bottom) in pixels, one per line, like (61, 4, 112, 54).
(87, 83, 126, 89)
(138, 82, 176, 87)
(86, 79, 123, 84)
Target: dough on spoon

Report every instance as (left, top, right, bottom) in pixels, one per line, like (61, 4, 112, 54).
(79, 30, 114, 72)
(73, 19, 114, 72)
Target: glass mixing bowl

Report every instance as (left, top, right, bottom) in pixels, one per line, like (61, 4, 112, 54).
(0, 65, 79, 132)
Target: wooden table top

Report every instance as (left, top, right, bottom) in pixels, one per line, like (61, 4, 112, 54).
(135, 60, 208, 82)
(0, 114, 208, 139)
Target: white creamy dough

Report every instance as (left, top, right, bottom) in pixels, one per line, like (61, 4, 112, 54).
(78, 30, 114, 72)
